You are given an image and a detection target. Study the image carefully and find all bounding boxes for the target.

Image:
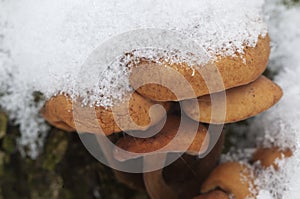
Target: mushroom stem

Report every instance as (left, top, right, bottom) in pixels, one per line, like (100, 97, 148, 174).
(144, 169, 176, 199)
(143, 154, 177, 199)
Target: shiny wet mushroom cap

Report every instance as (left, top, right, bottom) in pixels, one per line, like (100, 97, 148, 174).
(182, 76, 283, 124)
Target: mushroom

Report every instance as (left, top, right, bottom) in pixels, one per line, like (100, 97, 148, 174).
(114, 115, 225, 199)
(130, 35, 270, 101)
(252, 147, 292, 170)
(201, 162, 256, 199)
(182, 76, 283, 124)
(41, 92, 170, 135)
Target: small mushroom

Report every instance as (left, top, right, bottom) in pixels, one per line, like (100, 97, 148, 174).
(41, 92, 170, 135)
(182, 76, 283, 124)
(114, 115, 224, 199)
(194, 190, 229, 199)
(252, 147, 292, 170)
(201, 162, 256, 199)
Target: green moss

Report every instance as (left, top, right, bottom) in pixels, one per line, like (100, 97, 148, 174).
(29, 172, 64, 199)
(42, 130, 69, 171)
(283, 0, 300, 6)
(0, 112, 7, 139)
(0, 151, 5, 176)
(2, 134, 16, 155)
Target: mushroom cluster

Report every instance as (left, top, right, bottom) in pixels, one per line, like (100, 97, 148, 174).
(41, 33, 283, 199)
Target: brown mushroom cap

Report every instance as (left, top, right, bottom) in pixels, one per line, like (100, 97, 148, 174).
(194, 190, 229, 199)
(41, 92, 170, 135)
(182, 76, 283, 124)
(114, 115, 209, 161)
(252, 147, 292, 170)
(130, 35, 270, 101)
(201, 162, 255, 199)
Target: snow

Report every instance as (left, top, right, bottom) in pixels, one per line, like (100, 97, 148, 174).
(0, 0, 266, 157)
(0, 0, 267, 102)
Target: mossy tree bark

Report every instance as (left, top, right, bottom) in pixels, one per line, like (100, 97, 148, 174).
(0, 114, 147, 199)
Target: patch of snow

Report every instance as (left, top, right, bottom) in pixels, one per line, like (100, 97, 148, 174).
(0, 0, 267, 157)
